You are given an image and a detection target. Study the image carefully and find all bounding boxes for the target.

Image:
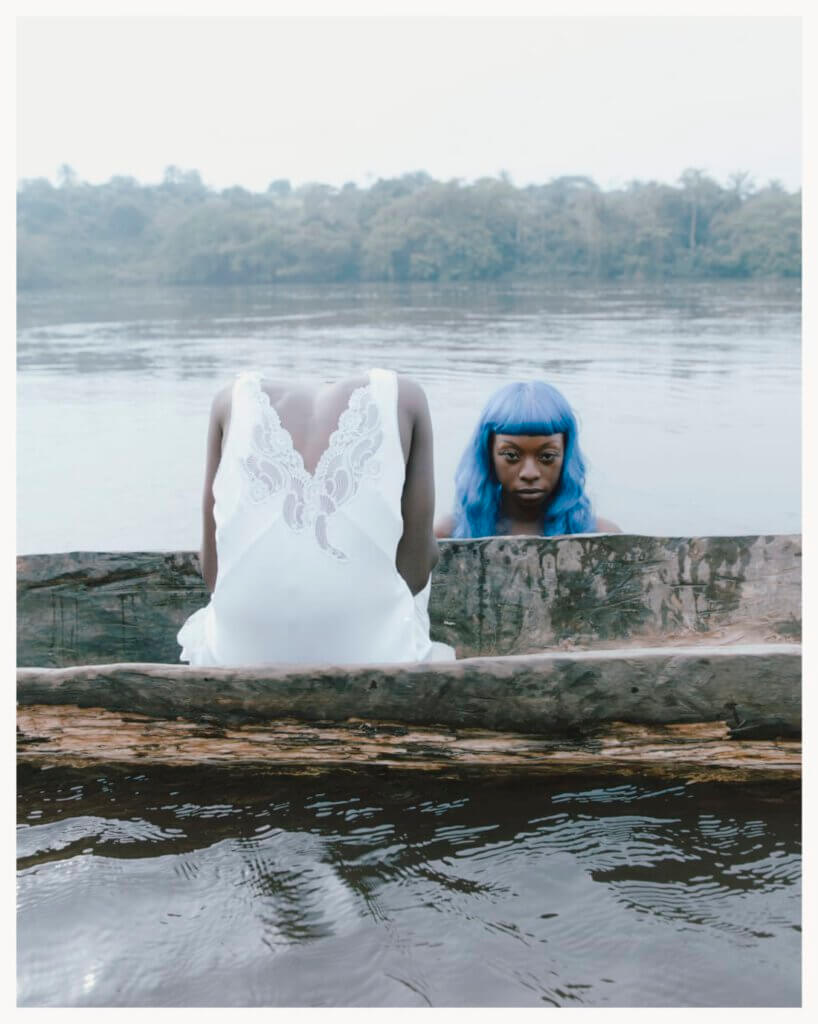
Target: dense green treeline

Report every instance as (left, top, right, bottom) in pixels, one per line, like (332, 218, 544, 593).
(17, 165, 801, 288)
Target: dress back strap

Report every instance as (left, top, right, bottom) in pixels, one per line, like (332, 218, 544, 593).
(367, 367, 399, 443)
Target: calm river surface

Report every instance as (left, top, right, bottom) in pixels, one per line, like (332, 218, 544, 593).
(17, 767, 800, 1008)
(16, 281, 801, 1007)
(17, 280, 800, 552)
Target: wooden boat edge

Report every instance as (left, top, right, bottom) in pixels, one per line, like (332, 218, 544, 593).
(17, 642, 801, 738)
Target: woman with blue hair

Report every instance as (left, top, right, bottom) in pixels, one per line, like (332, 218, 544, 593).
(435, 380, 620, 538)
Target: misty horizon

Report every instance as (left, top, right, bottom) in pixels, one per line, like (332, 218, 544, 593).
(17, 164, 800, 195)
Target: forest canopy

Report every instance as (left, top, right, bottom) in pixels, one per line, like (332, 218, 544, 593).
(17, 166, 801, 289)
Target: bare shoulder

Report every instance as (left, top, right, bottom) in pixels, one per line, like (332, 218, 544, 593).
(395, 374, 431, 460)
(434, 514, 455, 538)
(211, 382, 233, 410)
(395, 373, 430, 416)
(594, 516, 622, 534)
(209, 382, 233, 428)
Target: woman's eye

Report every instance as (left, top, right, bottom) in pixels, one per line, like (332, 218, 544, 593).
(540, 454, 556, 464)
(501, 451, 519, 461)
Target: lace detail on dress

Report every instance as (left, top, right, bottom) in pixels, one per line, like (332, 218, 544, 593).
(240, 375, 383, 560)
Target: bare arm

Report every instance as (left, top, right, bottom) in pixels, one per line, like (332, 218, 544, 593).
(396, 377, 440, 595)
(594, 516, 622, 534)
(434, 514, 454, 539)
(200, 385, 231, 592)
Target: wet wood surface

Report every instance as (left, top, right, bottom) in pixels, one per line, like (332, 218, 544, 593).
(17, 643, 801, 737)
(17, 535, 801, 666)
(17, 705, 800, 783)
(17, 537, 801, 775)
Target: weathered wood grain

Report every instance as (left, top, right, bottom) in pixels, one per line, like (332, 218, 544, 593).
(17, 550, 206, 667)
(431, 534, 801, 655)
(16, 705, 800, 782)
(16, 643, 801, 737)
(16, 535, 801, 666)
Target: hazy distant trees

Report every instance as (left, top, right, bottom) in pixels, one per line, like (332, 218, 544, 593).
(363, 179, 514, 280)
(266, 179, 292, 197)
(16, 166, 800, 289)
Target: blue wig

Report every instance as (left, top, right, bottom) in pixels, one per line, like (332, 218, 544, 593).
(451, 380, 596, 537)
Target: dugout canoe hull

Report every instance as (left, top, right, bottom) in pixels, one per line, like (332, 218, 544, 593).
(16, 536, 802, 776)
(16, 535, 801, 667)
(17, 708, 801, 783)
(16, 644, 801, 737)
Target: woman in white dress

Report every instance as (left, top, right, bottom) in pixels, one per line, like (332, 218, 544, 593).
(178, 368, 455, 666)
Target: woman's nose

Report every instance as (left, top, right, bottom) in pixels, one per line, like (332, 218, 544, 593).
(519, 460, 541, 482)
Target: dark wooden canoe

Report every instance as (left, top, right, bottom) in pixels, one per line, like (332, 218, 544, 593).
(17, 535, 801, 779)
(17, 534, 801, 666)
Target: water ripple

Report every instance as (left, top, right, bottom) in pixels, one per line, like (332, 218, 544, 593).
(16, 765, 800, 1007)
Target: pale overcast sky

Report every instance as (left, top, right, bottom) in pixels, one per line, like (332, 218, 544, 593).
(16, 16, 801, 192)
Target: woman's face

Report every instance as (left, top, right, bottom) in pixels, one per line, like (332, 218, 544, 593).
(491, 433, 565, 512)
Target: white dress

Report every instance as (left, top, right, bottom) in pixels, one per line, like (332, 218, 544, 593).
(178, 368, 455, 666)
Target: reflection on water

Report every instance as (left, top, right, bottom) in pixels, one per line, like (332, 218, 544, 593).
(16, 281, 800, 551)
(17, 766, 800, 1007)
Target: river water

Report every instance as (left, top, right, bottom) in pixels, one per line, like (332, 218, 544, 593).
(17, 767, 800, 1008)
(16, 280, 800, 552)
(16, 281, 801, 1006)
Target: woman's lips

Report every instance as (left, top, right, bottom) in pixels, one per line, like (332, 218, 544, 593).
(515, 488, 545, 498)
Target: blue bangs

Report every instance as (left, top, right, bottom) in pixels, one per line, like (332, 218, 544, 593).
(451, 381, 597, 538)
(481, 380, 576, 438)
